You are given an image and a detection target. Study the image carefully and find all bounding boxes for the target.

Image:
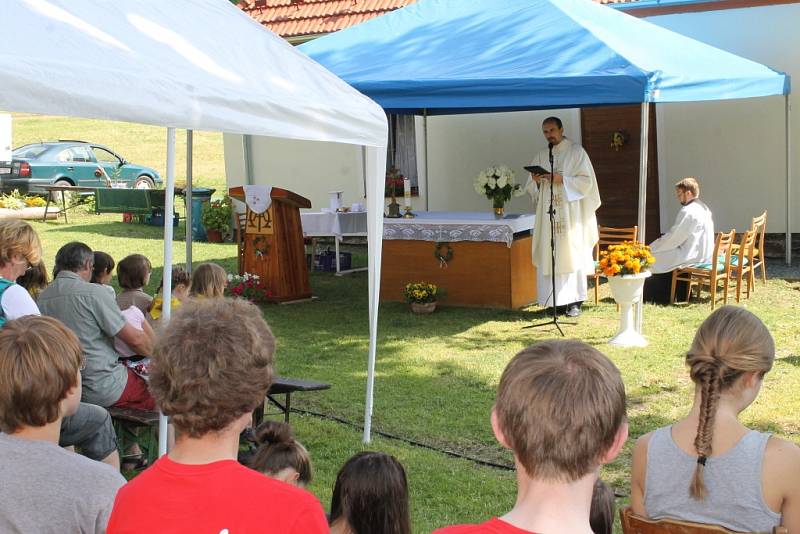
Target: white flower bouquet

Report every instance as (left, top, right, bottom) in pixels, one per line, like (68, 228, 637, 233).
(474, 165, 525, 209)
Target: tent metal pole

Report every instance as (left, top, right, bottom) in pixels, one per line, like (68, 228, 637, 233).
(185, 130, 193, 274)
(243, 134, 254, 186)
(786, 94, 792, 266)
(635, 102, 650, 333)
(423, 109, 430, 211)
(158, 127, 177, 457)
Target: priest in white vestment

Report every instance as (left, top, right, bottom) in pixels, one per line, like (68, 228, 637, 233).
(525, 117, 601, 317)
(644, 177, 715, 303)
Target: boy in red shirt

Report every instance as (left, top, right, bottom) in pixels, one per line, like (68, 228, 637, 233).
(107, 299, 328, 534)
(434, 340, 628, 534)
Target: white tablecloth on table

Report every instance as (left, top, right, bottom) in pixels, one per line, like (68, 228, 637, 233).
(382, 211, 535, 247)
(300, 211, 368, 237)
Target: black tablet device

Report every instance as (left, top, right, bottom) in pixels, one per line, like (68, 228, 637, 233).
(524, 165, 549, 175)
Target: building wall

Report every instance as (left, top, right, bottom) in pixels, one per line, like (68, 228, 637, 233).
(647, 3, 799, 233)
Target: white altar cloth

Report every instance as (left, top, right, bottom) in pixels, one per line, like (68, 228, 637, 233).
(382, 211, 535, 247)
(301, 211, 368, 238)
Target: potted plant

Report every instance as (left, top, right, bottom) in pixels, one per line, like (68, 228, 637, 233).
(599, 241, 656, 347)
(200, 195, 233, 243)
(474, 165, 526, 216)
(403, 281, 440, 314)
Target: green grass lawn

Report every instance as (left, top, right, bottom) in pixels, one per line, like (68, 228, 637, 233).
(13, 114, 800, 533)
(27, 211, 800, 533)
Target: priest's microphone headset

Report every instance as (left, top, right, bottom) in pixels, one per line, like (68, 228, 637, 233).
(524, 142, 574, 336)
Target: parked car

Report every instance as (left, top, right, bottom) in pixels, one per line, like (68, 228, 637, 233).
(0, 140, 162, 194)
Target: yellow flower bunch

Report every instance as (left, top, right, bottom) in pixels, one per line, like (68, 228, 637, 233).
(598, 241, 655, 277)
(403, 282, 439, 304)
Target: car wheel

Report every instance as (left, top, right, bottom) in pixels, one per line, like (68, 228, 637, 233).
(134, 175, 155, 189)
(52, 179, 75, 204)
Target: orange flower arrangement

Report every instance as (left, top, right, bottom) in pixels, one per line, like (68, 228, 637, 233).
(599, 241, 655, 277)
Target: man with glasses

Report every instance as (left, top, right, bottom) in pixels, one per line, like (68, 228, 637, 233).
(0, 221, 122, 469)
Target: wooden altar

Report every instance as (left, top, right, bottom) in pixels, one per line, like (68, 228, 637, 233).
(229, 186, 312, 302)
(380, 212, 537, 309)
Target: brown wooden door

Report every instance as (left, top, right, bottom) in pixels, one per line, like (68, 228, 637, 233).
(580, 104, 661, 243)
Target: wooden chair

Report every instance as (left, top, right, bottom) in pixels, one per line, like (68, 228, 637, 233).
(590, 225, 638, 304)
(234, 209, 247, 275)
(670, 229, 735, 310)
(732, 230, 756, 303)
(620, 506, 788, 534)
(749, 210, 768, 291)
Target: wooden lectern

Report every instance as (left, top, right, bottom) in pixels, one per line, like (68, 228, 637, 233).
(228, 186, 312, 302)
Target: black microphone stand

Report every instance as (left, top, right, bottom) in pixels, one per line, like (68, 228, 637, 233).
(525, 143, 573, 336)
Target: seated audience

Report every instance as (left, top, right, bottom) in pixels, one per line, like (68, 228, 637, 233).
(116, 253, 153, 314)
(107, 299, 328, 533)
(91, 251, 117, 297)
(631, 306, 800, 532)
(148, 266, 191, 320)
(1, 222, 120, 469)
(434, 340, 628, 533)
(643, 177, 714, 304)
(189, 262, 227, 299)
(16, 260, 49, 302)
(329, 451, 411, 534)
(39, 242, 155, 410)
(590, 479, 615, 534)
(248, 420, 312, 487)
(0, 316, 125, 533)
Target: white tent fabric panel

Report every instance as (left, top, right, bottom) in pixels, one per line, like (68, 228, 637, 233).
(1, 0, 386, 148)
(2, 0, 388, 446)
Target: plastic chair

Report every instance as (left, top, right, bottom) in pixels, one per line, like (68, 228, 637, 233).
(670, 229, 735, 310)
(590, 225, 638, 304)
(619, 506, 788, 534)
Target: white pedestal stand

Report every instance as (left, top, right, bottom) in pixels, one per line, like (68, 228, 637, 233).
(606, 271, 651, 347)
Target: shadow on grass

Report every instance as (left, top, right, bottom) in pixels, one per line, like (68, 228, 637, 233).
(42, 220, 210, 243)
(777, 354, 800, 367)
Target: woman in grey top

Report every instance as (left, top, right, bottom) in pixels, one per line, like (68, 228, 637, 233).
(631, 306, 799, 532)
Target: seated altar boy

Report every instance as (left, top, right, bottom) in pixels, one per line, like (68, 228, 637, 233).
(434, 340, 628, 534)
(0, 316, 125, 533)
(107, 298, 328, 534)
(643, 177, 714, 304)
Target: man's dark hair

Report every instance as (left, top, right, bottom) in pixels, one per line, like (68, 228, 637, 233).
(53, 242, 93, 276)
(543, 116, 563, 129)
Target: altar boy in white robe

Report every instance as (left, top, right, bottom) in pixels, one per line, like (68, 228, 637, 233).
(643, 177, 715, 304)
(525, 117, 601, 318)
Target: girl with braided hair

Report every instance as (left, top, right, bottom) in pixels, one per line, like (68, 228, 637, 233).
(630, 306, 799, 532)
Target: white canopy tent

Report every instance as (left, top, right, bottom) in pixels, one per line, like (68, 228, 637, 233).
(2, 0, 387, 448)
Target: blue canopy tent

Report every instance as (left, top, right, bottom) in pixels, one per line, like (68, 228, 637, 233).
(302, 0, 792, 442)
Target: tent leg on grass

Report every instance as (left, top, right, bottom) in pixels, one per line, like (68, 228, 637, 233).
(363, 145, 388, 444)
(186, 129, 193, 274)
(786, 94, 792, 266)
(635, 102, 650, 334)
(158, 127, 177, 457)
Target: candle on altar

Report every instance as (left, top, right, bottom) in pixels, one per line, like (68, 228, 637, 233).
(403, 177, 411, 207)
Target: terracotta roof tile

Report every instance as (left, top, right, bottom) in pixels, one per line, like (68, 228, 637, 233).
(239, 0, 642, 39)
(240, 0, 416, 38)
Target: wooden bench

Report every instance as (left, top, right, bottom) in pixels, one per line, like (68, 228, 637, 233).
(108, 406, 160, 466)
(253, 376, 332, 427)
(108, 376, 331, 463)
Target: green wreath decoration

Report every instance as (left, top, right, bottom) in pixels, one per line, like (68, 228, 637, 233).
(253, 236, 271, 258)
(434, 242, 453, 267)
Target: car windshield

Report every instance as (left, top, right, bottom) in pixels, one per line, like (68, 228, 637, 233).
(12, 144, 49, 159)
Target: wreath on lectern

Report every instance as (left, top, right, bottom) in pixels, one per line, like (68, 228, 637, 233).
(253, 236, 271, 258)
(434, 242, 453, 268)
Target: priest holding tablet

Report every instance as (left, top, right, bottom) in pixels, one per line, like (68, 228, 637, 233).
(524, 117, 601, 318)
